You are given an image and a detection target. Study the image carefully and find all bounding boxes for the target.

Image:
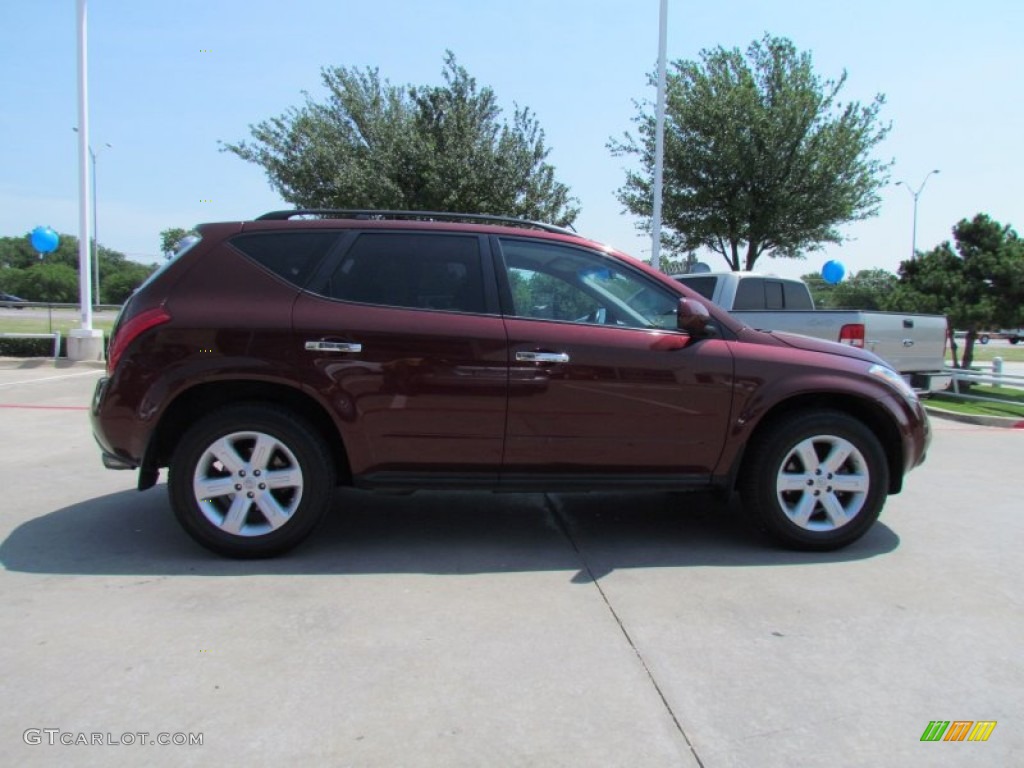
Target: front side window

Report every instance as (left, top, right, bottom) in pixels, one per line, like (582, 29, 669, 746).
(499, 239, 679, 330)
(326, 233, 484, 313)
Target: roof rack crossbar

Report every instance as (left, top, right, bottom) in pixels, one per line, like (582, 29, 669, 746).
(255, 209, 575, 235)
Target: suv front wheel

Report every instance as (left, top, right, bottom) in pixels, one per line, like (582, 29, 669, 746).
(168, 405, 335, 558)
(740, 411, 889, 551)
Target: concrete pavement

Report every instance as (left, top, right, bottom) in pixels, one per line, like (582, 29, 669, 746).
(0, 365, 1020, 766)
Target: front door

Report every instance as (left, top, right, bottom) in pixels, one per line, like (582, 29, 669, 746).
(496, 237, 734, 484)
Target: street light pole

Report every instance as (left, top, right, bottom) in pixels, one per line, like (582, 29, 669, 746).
(651, 0, 668, 269)
(896, 170, 940, 260)
(73, 128, 110, 306)
(90, 142, 111, 305)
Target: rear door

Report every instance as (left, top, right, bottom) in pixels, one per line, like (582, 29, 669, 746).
(495, 237, 734, 485)
(292, 231, 508, 483)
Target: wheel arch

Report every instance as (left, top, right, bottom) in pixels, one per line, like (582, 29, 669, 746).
(141, 380, 351, 489)
(729, 393, 905, 495)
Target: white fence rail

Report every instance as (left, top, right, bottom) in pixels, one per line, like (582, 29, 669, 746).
(944, 363, 1024, 403)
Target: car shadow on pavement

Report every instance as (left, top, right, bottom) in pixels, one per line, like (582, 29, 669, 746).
(0, 485, 899, 580)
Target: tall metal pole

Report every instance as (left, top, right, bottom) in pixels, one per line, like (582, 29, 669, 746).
(75, 0, 93, 330)
(650, 0, 668, 269)
(896, 170, 940, 261)
(91, 147, 99, 305)
(73, 129, 110, 306)
(90, 144, 111, 305)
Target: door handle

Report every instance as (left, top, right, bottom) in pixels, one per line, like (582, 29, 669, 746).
(305, 341, 362, 353)
(516, 351, 570, 364)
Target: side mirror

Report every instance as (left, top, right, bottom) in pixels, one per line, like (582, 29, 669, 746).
(677, 297, 711, 337)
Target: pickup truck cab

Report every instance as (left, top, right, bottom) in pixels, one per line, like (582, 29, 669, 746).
(674, 272, 950, 391)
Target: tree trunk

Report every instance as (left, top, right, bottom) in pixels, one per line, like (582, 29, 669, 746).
(962, 329, 976, 371)
(744, 241, 760, 271)
(947, 318, 959, 369)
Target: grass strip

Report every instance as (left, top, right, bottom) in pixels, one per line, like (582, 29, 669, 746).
(927, 385, 1024, 418)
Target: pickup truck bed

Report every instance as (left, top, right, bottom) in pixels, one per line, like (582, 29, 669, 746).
(675, 272, 950, 391)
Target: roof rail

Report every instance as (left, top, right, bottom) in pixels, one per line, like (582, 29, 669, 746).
(255, 209, 576, 235)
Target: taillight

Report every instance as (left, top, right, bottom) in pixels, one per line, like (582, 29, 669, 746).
(107, 307, 171, 374)
(838, 323, 865, 348)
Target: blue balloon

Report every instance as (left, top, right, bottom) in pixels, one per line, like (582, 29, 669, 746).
(822, 259, 846, 285)
(30, 226, 60, 254)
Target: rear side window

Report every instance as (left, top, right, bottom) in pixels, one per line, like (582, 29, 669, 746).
(733, 278, 766, 310)
(326, 233, 484, 314)
(732, 278, 812, 309)
(231, 232, 339, 288)
(783, 281, 813, 309)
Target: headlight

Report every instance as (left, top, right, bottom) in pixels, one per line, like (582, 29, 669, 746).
(868, 364, 919, 403)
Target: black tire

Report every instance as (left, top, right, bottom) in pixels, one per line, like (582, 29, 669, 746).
(1010, 337, 1020, 345)
(168, 404, 335, 558)
(979, 334, 990, 345)
(739, 411, 889, 551)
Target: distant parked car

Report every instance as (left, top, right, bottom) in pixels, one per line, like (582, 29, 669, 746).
(0, 292, 27, 308)
(952, 330, 990, 345)
(1000, 328, 1024, 345)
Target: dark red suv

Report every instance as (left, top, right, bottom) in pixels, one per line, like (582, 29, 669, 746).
(91, 210, 930, 557)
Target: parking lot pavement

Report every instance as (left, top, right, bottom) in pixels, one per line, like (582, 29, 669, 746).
(1, 365, 1021, 767)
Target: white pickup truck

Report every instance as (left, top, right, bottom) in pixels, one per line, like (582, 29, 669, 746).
(674, 272, 950, 391)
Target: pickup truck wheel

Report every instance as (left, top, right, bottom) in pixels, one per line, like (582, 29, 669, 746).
(979, 334, 990, 345)
(740, 411, 889, 551)
(168, 405, 334, 558)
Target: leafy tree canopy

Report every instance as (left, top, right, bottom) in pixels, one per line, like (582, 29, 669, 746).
(802, 268, 897, 310)
(160, 227, 198, 258)
(223, 51, 579, 227)
(611, 34, 891, 271)
(887, 213, 1023, 367)
(0, 233, 156, 304)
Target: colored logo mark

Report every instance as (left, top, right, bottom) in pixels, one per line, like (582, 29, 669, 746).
(920, 720, 997, 742)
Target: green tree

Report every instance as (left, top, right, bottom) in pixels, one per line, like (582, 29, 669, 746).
(223, 51, 579, 226)
(14, 262, 80, 302)
(160, 227, 198, 258)
(0, 233, 82, 271)
(0, 233, 156, 303)
(803, 268, 897, 309)
(611, 34, 891, 271)
(887, 214, 1023, 368)
(102, 261, 158, 304)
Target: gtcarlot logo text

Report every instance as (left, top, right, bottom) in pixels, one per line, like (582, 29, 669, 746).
(23, 729, 203, 747)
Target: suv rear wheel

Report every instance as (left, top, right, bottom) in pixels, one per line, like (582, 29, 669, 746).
(168, 405, 335, 557)
(740, 411, 889, 551)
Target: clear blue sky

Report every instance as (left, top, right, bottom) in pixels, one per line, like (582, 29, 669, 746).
(1, 0, 1020, 279)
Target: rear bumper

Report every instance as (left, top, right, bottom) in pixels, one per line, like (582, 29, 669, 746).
(91, 376, 141, 470)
